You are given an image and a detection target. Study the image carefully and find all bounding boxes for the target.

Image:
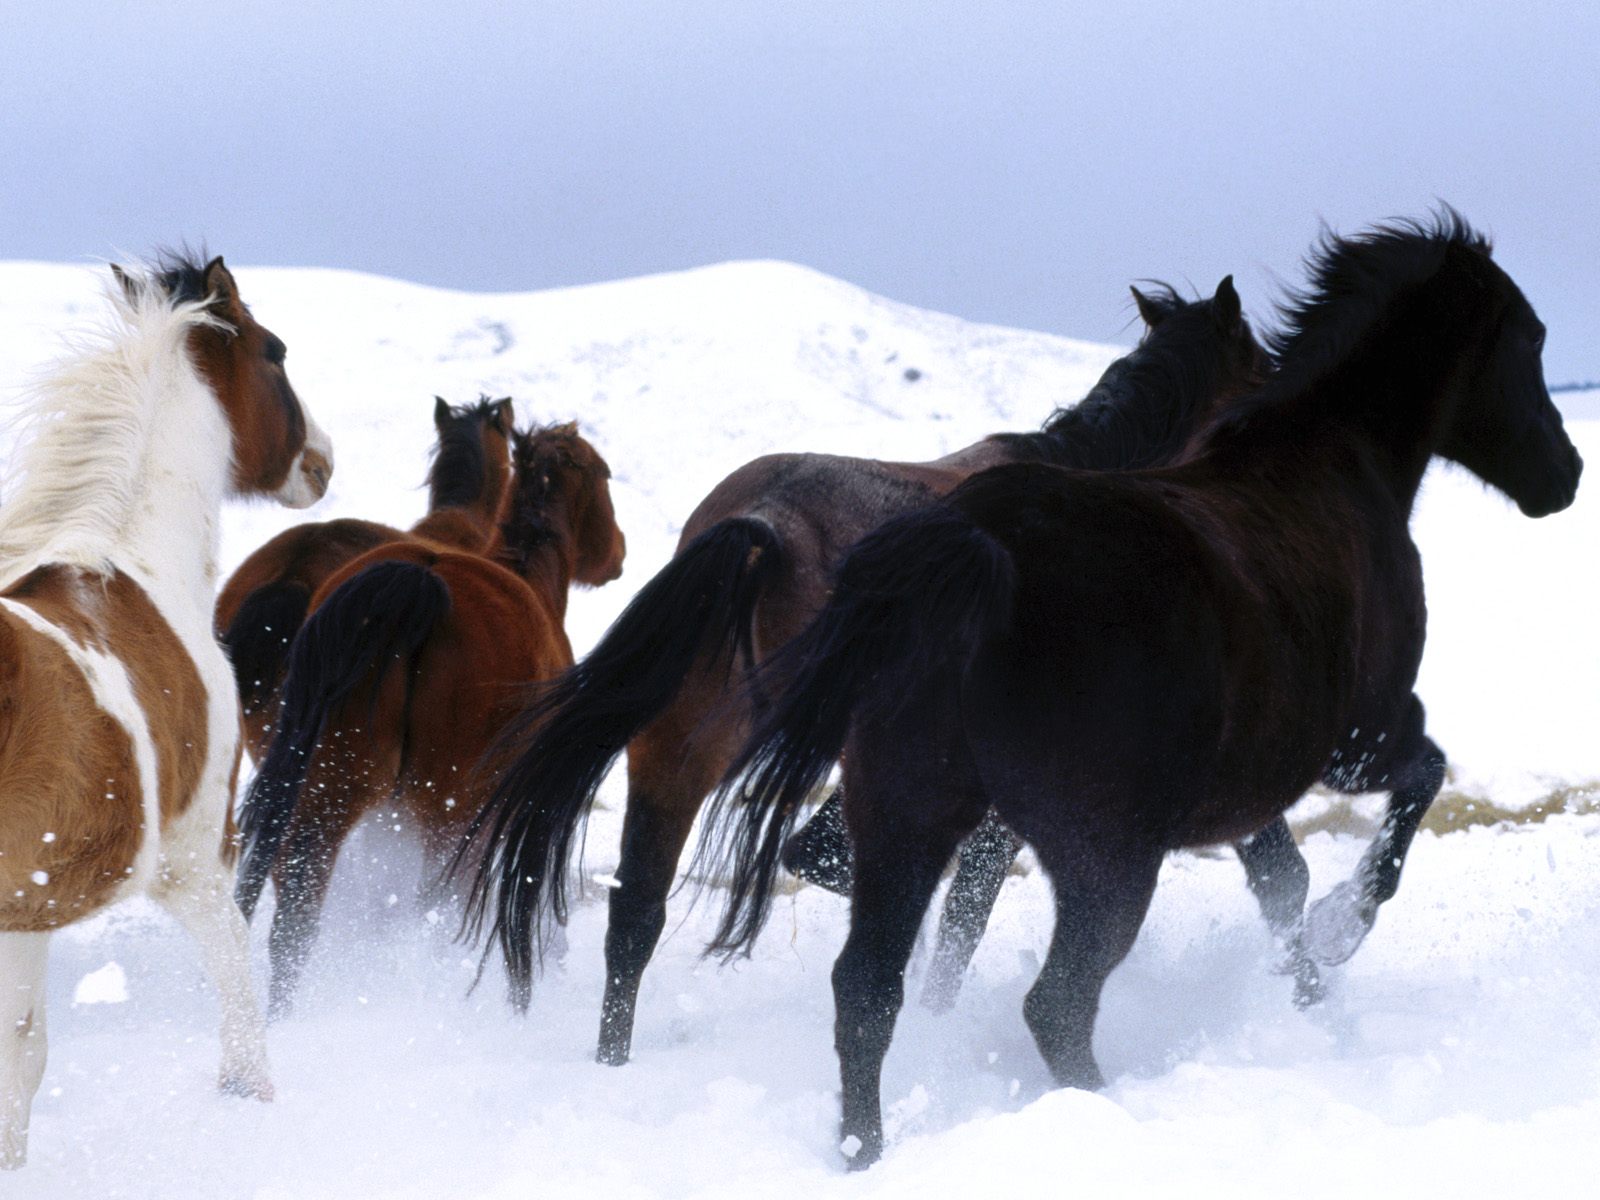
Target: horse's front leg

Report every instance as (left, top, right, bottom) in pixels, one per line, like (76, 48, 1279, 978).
(1303, 717, 1446, 967)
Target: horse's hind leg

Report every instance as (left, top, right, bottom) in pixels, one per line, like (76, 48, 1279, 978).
(921, 809, 1024, 1013)
(0, 932, 49, 1169)
(598, 696, 738, 1066)
(1304, 698, 1446, 966)
(265, 760, 372, 1019)
(1022, 837, 1163, 1091)
(832, 731, 986, 1170)
(153, 864, 273, 1101)
(780, 785, 853, 895)
(1233, 817, 1323, 1006)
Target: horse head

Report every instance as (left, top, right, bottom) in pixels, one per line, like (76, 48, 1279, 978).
(117, 254, 333, 508)
(502, 421, 626, 586)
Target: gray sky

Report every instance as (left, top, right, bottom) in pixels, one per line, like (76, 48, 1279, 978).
(2, 1, 1595, 381)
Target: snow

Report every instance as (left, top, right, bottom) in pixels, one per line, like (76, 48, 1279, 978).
(71, 964, 128, 1008)
(1, 260, 1597, 1197)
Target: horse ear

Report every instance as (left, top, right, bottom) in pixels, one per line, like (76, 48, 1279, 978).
(1212, 275, 1243, 332)
(434, 396, 451, 426)
(492, 397, 515, 433)
(203, 257, 243, 324)
(109, 263, 137, 301)
(1130, 286, 1167, 329)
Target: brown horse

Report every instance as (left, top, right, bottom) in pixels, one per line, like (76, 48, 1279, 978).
(0, 253, 331, 1167)
(234, 423, 625, 1015)
(216, 395, 514, 759)
(459, 279, 1305, 1067)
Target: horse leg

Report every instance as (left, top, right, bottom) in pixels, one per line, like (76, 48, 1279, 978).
(779, 785, 853, 895)
(265, 767, 370, 1019)
(833, 761, 983, 1171)
(1021, 839, 1163, 1091)
(597, 706, 737, 1066)
(921, 809, 1023, 1012)
(153, 865, 273, 1100)
(0, 932, 49, 1169)
(1232, 817, 1323, 1006)
(1304, 733, 1446, 966)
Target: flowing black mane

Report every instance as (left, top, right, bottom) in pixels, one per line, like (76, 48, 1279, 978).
(1212, 211, 1495, 439)
(427, 396, 505, 509)
(988, 284, 1259, 470)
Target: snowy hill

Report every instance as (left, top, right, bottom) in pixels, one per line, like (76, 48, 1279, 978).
(1, 261, 1598, 1197)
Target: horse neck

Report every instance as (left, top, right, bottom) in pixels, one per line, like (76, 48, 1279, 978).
(102, 361, 231, 609)
(0, 319, 229, 610)
(491, 497, 578, 620)
(1031, 352, 1221, 471)
(1281, 302, 1481, 512)
(425, 432, 509, 535)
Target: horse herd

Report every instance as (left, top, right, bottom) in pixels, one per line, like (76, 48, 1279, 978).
(0, 212, 1581, 1170)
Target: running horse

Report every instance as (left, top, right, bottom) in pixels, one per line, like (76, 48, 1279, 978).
(217, 394, 514, 760)
(459, 278, 1319, 1068)
(0, 254, 332, 1167)
(235, 423, 624, 1015)
(708, 214, 1582, 1168)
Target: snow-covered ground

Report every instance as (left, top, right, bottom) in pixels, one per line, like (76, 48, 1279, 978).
(1, 261, 1596, 1198)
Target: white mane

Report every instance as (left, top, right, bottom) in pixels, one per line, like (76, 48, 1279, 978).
(0, 269, 231, 591)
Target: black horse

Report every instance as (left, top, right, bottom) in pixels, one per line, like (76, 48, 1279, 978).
(706, 214, 1581, 1169)
(459, 279, 1326, 1061)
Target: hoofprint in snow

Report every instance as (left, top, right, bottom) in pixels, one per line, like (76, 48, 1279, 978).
(1, 261, 1597, 1197)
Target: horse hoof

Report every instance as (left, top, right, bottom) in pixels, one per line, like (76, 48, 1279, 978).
(219, 1070, 275, 1102)
(0, 1139, 26, 1171)
(1291, 961, 1326, 1009)
(840, 1132, 881, 1171)
(1302, 881, 1376, 966)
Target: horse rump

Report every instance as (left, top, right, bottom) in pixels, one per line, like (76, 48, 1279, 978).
(234, 560, 450, 920)
(457, 514, 784, 1008)
(220, 579, 312, 716)
(701, 502, 1016, 959)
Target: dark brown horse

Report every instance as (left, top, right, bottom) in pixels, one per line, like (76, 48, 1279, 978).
(234, 423, 625, 1015)
(216, 395, 515, 761)
(706, 215, 1581, 1168)
(458, 279, 1313, 1066)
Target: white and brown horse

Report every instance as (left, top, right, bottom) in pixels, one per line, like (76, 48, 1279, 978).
(0, 253, 332, 1167)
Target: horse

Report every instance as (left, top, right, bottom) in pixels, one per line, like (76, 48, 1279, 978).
(0, 253, 332, 1167)
(458, 277, 1317, 1068)
(233, 422, 625, 1015)
(216, 394, 514, 761)
(705, 213, 1582, 1168)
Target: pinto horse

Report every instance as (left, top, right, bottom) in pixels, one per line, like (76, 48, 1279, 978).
(459, 278, 1311, 1066)
(706, 214, 1582, 1168)
(217, 394, 514, 760)
(235, 423, 624, 1014)
(0, 254, 332, 1167)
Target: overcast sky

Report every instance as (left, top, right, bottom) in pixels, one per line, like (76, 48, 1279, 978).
(2, 1, 1595, 381)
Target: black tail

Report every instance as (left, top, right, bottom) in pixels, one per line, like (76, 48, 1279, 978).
(220, 581, 311, 716)
(701, 504, 1017, 959)
(457, 516, 783, 1009)
(234, 561, 450, 920)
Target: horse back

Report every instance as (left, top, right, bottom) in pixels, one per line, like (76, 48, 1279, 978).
(215, 517, 404, 637)
(954, 459, 1424, 847)
(0, 566, 210, 929)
